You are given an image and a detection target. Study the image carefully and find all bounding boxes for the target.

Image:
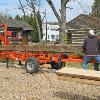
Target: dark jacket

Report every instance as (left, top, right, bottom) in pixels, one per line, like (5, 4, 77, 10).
(82, 34, 100, 55)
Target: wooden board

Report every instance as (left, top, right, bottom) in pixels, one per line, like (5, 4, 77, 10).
(56, 67, 100, 81)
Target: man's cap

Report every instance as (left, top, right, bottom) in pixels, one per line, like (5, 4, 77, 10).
(89, 30, 95, 35)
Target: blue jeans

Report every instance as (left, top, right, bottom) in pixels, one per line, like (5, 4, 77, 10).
(83, 55, 100, 69)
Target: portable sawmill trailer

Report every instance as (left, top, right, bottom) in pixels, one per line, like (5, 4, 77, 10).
(0, 24, 87, 74)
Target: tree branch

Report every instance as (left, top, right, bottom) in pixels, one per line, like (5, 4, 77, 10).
(46, 0, 61, 22)
(18, 0, 26, 19)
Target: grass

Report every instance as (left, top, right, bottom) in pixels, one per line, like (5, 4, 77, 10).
(64, 62, 94, 70)
(0, 59, 98, 70)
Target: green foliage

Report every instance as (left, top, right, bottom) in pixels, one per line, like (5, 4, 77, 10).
(15, 14, 21, 20)
(65, 62, 94, 70)
(15, 12, 42, 43)
(93, 0, 100, 18)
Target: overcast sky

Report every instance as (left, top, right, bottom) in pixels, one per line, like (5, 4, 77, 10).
(0, 0, 94, 22)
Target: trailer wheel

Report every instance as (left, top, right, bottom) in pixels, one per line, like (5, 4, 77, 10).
(57, 57, 63, 70)
(25, 57, 39, 74)
(51, 61, 62, 70)
(51, 61, 58, 69)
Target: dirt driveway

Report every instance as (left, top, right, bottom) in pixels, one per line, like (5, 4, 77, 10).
(0, 64, 100, 100)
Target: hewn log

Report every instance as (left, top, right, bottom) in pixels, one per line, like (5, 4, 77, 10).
(56, 67, 100, 81)
(0, 44, 82, 53)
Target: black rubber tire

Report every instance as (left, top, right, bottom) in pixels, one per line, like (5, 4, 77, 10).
(57, 57, 63, 70)
(51, 61, 62, 70)
(25, 57, 39, 74)
(51, 61, 58, 69)
(57, 61, 63, 70)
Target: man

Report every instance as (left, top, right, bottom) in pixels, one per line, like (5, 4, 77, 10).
(93, 32, 100, 71)
(82, 30, 100, 70)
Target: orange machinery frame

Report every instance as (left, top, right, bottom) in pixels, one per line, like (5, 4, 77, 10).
(0, 24, 11, 45)
(0, 51, 83, 64)
(0, 24, 84, 65)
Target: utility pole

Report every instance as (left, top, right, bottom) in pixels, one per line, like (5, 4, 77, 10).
(45, 9, 48, 43)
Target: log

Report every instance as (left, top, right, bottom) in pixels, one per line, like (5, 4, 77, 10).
(56, 67, 100, 81)
(0, 44, 82, 53)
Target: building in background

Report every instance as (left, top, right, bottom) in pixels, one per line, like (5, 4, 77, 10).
(0, 17, 33, 45)
(42, 22, 59, 42)
(67, 14, 100, 45)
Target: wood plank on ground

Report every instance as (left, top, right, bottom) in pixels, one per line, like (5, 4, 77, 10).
(56, 67, 100, 81)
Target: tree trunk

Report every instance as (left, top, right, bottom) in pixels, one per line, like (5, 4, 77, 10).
(46, 0, 68, 44)
(35, 15, 42, 42)
(60, 0, 67, 44)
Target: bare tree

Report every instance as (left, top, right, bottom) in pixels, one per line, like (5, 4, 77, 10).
(18, 0, 26, 20)
(18, 0, 42, 42)
(46, 0, 71, 44)
(0, 12, 12, 19)
(46, 0, 60, 22)
(18, 0, 71, 43)
(26, 0, 42, 42)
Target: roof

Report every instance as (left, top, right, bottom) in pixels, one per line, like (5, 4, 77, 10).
(67, 14, 100, 30)
(0, 17, 33, 31)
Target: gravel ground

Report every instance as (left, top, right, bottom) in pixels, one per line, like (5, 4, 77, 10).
(0, 63, 100, 100)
